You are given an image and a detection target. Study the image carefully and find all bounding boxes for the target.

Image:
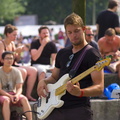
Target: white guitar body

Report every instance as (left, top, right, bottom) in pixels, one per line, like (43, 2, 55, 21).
(37, 73, 70, 119)
(36, 58, 111, 119)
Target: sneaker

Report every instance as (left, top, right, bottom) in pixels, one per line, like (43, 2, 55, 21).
(107, 63, 116, 73)
(111, 89, 120, 99)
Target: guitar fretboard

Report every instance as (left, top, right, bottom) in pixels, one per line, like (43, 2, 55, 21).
(55, 57, 111, 96)
(55, 66, 96, 96)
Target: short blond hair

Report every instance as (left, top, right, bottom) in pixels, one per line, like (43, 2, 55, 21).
(105, 28, 116, 36)
(85, 26, 92, 31)
(64, 13, 84, 29)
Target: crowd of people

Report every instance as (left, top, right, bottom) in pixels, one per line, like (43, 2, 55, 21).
(0, 0, 119, 120)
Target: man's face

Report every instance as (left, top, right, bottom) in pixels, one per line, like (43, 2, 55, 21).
(105, 35, 115, 43)
(85, 29, 94, 43)
(3, 54, 14, 66)
(66, 24, 84, 46)
(39, 29, 50, 40)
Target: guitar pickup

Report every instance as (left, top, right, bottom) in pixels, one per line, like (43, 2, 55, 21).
(37, 98, 41, 107)
(46, 92, 50, 103)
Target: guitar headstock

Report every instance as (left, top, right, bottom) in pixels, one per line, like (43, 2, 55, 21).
(95, 58, 111, 71)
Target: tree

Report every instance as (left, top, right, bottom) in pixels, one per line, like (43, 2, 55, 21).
(72, 0, 86, 24)
(25, 0, 72, 24)
(0, 0, 26, 25)
(86, 0, 108, 25)
(0, 0, 109, 25)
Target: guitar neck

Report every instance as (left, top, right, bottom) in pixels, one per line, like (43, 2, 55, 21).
(55, 65, 96, 96)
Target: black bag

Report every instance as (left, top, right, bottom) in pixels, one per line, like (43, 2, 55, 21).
(10, 110, 20, 120)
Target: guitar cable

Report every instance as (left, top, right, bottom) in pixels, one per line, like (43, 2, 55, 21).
(19, 101, 40, 120)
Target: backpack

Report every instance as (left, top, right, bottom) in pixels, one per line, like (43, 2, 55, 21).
(10, 110, 20, 120)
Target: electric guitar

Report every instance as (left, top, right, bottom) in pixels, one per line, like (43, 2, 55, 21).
(37, 58, 111, 119)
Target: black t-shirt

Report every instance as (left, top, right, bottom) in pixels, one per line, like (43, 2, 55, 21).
(55, 45, 101, 109)
(96, 10, 119, 39)
(89, 40, 99, 50)
(30, 39, 57, 65)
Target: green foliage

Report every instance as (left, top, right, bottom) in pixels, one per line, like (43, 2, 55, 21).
(86, 0, 108, 25)
(25, 0, 72, 24)
(25, 0, 108, 25)
(0, 0, 109, 25)
(0, 0, 25, 24)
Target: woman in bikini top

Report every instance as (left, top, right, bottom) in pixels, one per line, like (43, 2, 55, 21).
(0, 40, 20, 66)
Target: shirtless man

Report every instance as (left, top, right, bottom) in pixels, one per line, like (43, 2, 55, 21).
(98, 28, 120, 77)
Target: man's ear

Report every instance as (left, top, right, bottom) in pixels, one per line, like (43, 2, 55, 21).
(1, 59, 4, 63)
(82, 26, 86, 31)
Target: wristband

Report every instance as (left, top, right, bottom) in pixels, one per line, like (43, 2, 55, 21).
(79, 90, 84, 97)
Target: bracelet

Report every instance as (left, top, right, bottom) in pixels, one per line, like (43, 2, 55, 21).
(79, 90, 84, 97)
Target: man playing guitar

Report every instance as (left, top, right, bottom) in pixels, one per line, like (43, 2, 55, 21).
(37, 13, 104, 120)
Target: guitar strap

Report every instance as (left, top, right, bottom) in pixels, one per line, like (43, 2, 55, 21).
(69, 44, 92, 78)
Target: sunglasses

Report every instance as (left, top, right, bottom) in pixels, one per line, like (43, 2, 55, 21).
(66, 54, 74, 67)
(86, 34, 94, 37)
